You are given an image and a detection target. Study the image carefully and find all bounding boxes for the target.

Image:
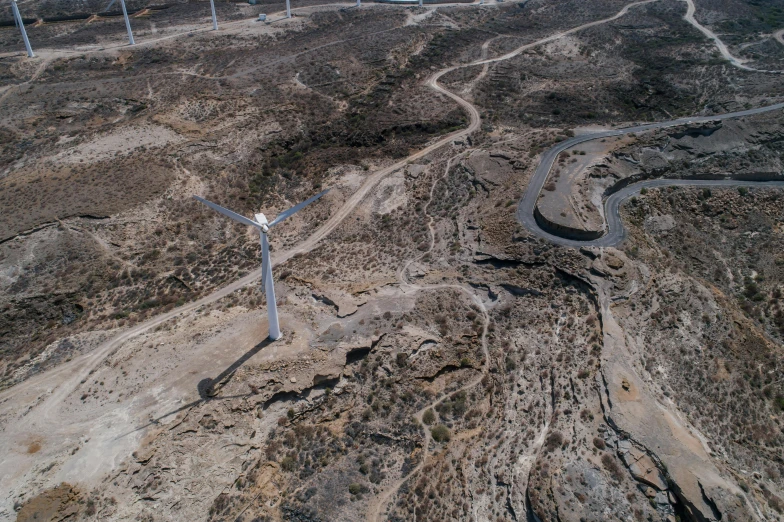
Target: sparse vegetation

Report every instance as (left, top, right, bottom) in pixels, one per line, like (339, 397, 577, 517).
(1, 2, 782, 522)
(431, 424, 451, 443)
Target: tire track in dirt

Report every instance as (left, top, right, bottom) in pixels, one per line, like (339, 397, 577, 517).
(368, 151, 493, 521)
(2, 0, 781, 517)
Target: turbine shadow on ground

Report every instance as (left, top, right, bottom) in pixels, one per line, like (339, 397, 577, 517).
(116, 390, 259, 439)
(114, 337, 275, 439)
(202, 337, 275, 397)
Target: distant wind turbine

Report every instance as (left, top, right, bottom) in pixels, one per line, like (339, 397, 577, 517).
(119, 0, 135, 45)
(209, 0, 218, 30)
(194, 189, 329, 340)
(11, 0, 34, 58)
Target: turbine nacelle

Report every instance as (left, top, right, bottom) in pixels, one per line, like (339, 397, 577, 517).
(255, 213, 270, 233)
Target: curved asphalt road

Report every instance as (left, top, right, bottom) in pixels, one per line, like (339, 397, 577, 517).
(516, 103, 784, 248)
(774, 28, 784, 47)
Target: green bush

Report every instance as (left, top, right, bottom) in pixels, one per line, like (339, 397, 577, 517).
(431, 424, 451, 443)
(422, 409, 436, 425)
(281, 456, 296, 471)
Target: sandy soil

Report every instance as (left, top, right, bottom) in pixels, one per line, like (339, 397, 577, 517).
(54, 124, 184, 164)
(1, 1, 780, 520)
(0, 307, 266, 512)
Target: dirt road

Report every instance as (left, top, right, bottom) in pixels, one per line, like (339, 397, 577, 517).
(1, 2, 641, 515)
(2, 0, 783, 517)
(681, 0, 781, 73)
(0, 7, 479, 517)
(368, 153, 492, 522)
(368, 3, 669, 518)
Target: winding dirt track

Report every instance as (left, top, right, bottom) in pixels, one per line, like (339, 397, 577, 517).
(19, 0, 662, 416)
(0, 5, 485, 409)
(370, 0, 784, 516)
(427, 0, 659, 94)
(682, 0, 781, 74)
(368, 152, 492, 522)
(0, 20, 483, 519)
(0, 109, 477, 411)
(2, 0, 784, 517)
(368, 2, 674, 518)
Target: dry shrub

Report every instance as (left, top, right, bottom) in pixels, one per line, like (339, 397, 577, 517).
(601, 453, 623, 481)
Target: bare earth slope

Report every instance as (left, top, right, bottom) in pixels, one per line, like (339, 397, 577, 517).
(0, 0, 782, 521)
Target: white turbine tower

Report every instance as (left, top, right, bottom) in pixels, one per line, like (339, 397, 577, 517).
(209, 0, 218, 30)
(194, 189, 329, 340)
(285, 0, 291, 19)
(11, 0, 34, 58)
(119, 0, 135, 45)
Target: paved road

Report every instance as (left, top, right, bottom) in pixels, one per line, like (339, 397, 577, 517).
(1, 0, 783, 515)
(6, 0, 774, 436)
(775, 28, 784, 47)
(516, 103, 784, 247)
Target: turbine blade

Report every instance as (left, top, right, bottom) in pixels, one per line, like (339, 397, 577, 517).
(103, 0, 117, 11)
(193, 196, 261, 229)
(269, 189, 330, 227)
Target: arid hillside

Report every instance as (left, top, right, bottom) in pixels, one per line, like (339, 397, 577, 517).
(1, 0, 783, 521)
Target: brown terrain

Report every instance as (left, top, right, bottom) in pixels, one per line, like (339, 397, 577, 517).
(0, 0, 783, 521)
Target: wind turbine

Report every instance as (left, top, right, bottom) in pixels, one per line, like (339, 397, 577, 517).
(285, 0, 291, 19)
(209, 0, 218, 30)
(193, 189, 329, 340)
(119, 0, 135, 45)
(11, 0, 34, 58)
